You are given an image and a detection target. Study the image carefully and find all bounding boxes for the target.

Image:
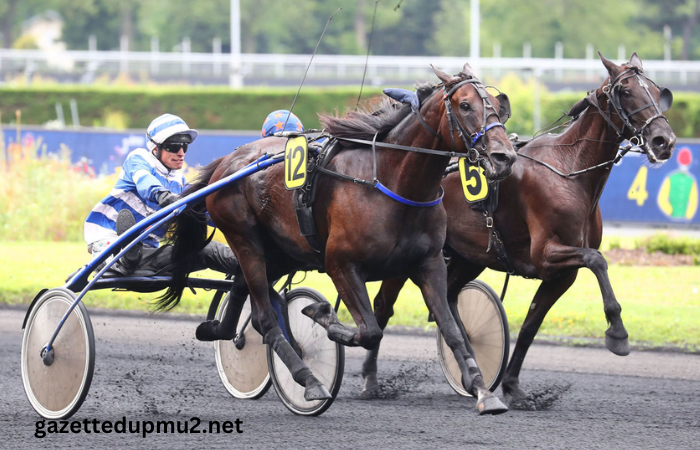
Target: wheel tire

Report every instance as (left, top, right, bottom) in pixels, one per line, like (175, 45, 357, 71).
(437, 280, 509, 397)
(21, 288, 95, 420)
(267, 288, 344, 416)
(214, 294, 271, 399)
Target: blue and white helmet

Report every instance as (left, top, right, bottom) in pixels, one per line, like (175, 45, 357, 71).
(146, 114, 198, 151)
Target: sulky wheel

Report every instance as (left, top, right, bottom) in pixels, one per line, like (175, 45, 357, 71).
(21, 288, 95, 420)
(267, 287, 344, 416)
(214, 294, 271, 399)
(437, 280, 509, 397)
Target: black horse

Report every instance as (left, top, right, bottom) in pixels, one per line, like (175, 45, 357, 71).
(160, 64, 517, 414)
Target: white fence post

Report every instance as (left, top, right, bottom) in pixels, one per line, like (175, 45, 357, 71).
(586, 43, 594, 82)
(555, 41, 563, 81)
(493, 42, 501, 78)
(151, 36, 159, 75)
(213, 37, 222, 76)
(120, 35, 129, 75)
(182, 37, 191, 75)
(523, 41, 531, 59)
(618, 44, 626, 61)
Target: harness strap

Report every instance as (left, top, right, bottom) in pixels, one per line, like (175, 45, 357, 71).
(334, 136, 464, 158)
(375, 183, 444, 207)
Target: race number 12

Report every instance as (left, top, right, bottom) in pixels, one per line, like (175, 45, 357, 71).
(284, 136, 308, 190)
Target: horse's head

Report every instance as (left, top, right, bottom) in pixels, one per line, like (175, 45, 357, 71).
(431, 63, 516, 180)
(598, 52, 676, 163)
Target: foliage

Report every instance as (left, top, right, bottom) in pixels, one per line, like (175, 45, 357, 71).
(639, 233, 700, 256)
(3, 79, 700, 137)
(5, 0, 700, 61)
(0, 132, 117, 241)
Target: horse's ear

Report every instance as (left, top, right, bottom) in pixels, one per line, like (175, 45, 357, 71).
(598, 51, 619, 76)
(432, 64, 455, 84)
(461, 63, 477, 79)
(628, 52, 643, 71)
(495, 93, 511, 123)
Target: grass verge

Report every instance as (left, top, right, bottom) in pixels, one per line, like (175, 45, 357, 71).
(2, 241, 699, 350)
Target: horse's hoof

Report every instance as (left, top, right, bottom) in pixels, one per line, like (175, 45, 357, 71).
(605, 333, 630, 356)
(502, 383, 528, 406)
(304, 381, 332, 401)
(361, 374, 379, 398)
(301, 302, 335, 327)
(477, 394, 509, 416)
(195, 320, 220, 342)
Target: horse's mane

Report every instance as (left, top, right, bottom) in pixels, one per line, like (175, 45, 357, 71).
(319, 82, 439, 146)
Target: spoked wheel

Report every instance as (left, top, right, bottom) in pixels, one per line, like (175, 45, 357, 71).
(214, 294, 271, 399)
(267, 288, 344, 416)
(21, 288, 95, 419)
(437, 280, 509, 397)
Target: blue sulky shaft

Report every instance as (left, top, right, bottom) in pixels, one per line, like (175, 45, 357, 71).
(44, 153, 281, 358)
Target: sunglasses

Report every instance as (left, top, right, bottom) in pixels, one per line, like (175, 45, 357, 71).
(161, 142, 188, 154)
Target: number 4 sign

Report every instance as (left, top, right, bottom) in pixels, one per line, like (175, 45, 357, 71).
(627, 166, 649, 206)
(284, 136, 308, 190)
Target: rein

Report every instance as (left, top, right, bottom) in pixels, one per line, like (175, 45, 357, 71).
(518, 65, 671, 178)
(319, 78, 507, 207)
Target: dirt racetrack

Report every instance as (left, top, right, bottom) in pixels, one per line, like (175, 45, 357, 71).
(2, 307, 699, 449)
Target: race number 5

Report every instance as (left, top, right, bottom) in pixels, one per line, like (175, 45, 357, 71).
(458, 157, 489, 203)
(627, 166, 649, 206)
(284, 136, 308, 190)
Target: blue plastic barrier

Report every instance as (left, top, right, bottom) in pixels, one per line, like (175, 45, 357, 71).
(2, 126, 699, 226)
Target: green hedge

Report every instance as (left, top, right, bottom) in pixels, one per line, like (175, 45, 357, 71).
(1, 84, 699, 137)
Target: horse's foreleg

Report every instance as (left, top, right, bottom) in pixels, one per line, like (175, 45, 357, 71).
(411, 255, 507, 415)
(361, 276, 408, 396)
(534, 243, 630, 356)
(501, 272, 577, 403)
(303, 263, 382, 350)
(581, 248, 630, 356)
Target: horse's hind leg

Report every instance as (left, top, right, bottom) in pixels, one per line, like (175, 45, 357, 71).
(411, 254, 507, 415)
(196, 268, 249, 341)
(303, 262, 383, 350)
(501, 272, 577, 403)
(361, 276, 408, 396)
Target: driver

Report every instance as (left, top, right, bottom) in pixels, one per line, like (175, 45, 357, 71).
(83, 113, 238, 276)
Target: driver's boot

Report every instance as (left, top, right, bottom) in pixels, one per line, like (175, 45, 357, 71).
(115, 209, 142, 274)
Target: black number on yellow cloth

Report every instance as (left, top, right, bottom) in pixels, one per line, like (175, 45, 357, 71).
(458, 157, 489, 203)
(284, 136, 308, 190)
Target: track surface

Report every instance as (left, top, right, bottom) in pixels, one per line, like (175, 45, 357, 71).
(2, 308, 700, 449)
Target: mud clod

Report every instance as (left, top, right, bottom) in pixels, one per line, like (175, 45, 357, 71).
(510, 383, 571, 411)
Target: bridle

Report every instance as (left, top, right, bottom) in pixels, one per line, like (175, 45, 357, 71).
(589, 65, 673, 153)
(519, 65, 673, 177)
(416, 78, 509, 165)
(319, 76, 512, 207)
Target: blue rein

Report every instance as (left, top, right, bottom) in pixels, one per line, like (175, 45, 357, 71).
(472, 122, 507, 145)
(375, 182, 445, 207)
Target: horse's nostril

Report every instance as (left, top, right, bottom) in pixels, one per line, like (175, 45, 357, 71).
(491, 153, 511, 165)
(652, 136, 667, 149)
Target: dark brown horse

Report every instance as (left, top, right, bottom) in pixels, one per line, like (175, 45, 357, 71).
(160, 64, 518, 414)
(365, 53, 676, 405)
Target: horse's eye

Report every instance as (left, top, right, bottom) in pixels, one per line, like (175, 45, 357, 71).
(622, 90, 632, 97)
(459, 102, 471, 111)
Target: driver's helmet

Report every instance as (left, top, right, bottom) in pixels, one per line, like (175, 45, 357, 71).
(146, 114, 198, 151)
(262, 110, 304, 137)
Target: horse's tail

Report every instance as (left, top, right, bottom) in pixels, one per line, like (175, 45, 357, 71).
(155, 157, 224, 311)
